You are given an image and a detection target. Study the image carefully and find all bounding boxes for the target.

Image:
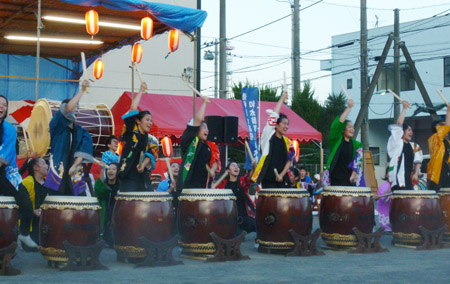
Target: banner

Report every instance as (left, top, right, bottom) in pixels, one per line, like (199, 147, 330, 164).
(242, 87, 260, 170)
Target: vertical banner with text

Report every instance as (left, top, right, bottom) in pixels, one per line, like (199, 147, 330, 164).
(242, 87, 260, 170)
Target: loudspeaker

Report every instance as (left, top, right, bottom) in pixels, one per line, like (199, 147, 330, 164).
(205, 115, 224, 142)
(223, 116, 238, 143)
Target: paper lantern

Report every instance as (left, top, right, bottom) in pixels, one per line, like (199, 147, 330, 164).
(93, 59, 104, 79)
(161, 137, 173, 157)
(168, 29, 180, 52)
(293, 140, 300, 162)
(141, 17, 153, 40)
(132, 43, 143, 63)
(85, 10, 99, 37)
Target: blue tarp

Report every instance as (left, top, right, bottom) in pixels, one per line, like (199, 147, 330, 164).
(60, 0, 207, 33)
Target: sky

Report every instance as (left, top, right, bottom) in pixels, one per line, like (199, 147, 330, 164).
(197, 0, 450, 103)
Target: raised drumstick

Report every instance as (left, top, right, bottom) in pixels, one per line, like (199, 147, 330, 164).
(93, 158, 109, 169)
(340, 84, 351, 100)
(188, 84, 211, 103)
(164, 158, 175, 184)
(212, 171, 229, 189)
(244, 141, 255, 164)
(274, 168, 281, 180)
(436, 89, 449, 106)
(387, 89, 411, 108)
(135, 63, 147, 92)
(80, 52, 89, 93)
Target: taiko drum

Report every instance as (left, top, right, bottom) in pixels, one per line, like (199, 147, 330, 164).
(0, 197, 19, 249)
(439, 188, 450, 243)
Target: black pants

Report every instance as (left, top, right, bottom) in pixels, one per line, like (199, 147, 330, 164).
(119, 177, 148, 192)
(238, 216, 256, 234)
(0, 167, 33, 236)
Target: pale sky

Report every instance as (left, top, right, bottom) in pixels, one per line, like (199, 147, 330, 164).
(198, 0, 450, 103)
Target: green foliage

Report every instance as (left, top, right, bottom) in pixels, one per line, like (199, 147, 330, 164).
(291, 81, 322, 130)
(232, 81, 279, 102)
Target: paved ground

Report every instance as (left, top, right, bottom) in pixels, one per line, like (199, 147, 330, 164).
(3, 217, 449, 284)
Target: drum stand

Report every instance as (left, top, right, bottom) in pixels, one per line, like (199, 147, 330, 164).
(205, 232, 250, 262)
(0, 242, 20, 276)
(416, 225, 447, 250)
(60, 240, 108, 271)
(286, 229, 325, 257)
(348, 227, 388, 254)
(135, 235, 183, 267)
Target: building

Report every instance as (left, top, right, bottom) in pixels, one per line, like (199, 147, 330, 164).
(323, 14, 450, 184)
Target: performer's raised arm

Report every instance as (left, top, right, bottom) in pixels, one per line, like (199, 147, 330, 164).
(193, 95, 210, 126)
(130, 82, 148, 112)
(273, 91, 288, 115)
(66, 80, 89, 113)
(339, 98, 354, 123)
(396, 100, 411, 126)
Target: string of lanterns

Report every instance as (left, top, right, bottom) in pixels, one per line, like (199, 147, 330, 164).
(84, 10, 180, 79)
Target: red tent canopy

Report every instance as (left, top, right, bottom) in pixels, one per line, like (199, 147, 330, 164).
(111, 92, 322, 143)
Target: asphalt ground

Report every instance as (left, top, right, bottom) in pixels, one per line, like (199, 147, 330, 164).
(2, 216, 449, 284)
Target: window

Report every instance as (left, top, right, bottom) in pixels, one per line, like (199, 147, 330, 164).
(369, 147, 380, 166)
(347, 79, 352, 89)
(444, 57, 450, 86)
(377, 63, 415, 92)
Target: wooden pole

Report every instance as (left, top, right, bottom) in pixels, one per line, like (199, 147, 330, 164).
(244, 141, 255, 164)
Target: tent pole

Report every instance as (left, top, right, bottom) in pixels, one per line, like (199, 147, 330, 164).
(35, 0, 42, 101)
(131, 61, 135, 102)
(320, 142, 323, 174)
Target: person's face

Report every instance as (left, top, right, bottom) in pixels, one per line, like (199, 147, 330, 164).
(198, 122, 209, 141)
(0, 97, 7, 120)
(343, 121, 354, 139)
(108, 138, 119, 152)
(35, 158, 48, 177)
(106, 164, 118, 180)
(289, 171, 299, 185)
(300, 169, 306, 178)
(275, 118, 289, 135)
(137, 114, 152, 134)
(170, 163, 180, 176)
(403, 126, 413, 142)
(227, 162, 240, 177)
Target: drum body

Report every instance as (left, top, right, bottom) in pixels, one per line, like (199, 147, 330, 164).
(319, 186, 374, 248)
(38, 196, 101, 263)
(177, 189, 237, 259)
(439, 188, 450, 243)
(0, 197, 19, 249)
(28, 99, 114, 157)
(256, 188, 312, 254)
(390, 190, 442, 246)
(113, 192, 174, 259)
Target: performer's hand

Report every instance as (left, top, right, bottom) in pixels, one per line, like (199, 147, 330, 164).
(208, 169, 215, 177)
(402, 100, 411, 109)
(33, 209, 42, 217)
(412, 172, 419, 182)
(140, 82, 148, 93)
(68, 165, 79, 176)
(201, 94, 211, 104)
(168, 180, 176, 193)
(252, 161, 257, 170)
(136, 164, 145, 173)
(347, 98, 354, 108)
(99, 161, 106, 169)
(81, 79, 90, 91)
(276, 174, 283, 182)
(349, 171, 357, 184)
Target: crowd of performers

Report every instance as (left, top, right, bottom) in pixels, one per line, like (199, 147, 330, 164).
(1, 80, 450, 250)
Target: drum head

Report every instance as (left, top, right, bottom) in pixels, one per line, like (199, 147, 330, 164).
(28, 99, 52, 157)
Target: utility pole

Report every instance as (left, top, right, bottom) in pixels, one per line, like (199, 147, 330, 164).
(360, 0, 369, 150)
(393, 8, 400, 121)
(214, 39, 219, 98)
(292, 0, 300, 96)
(219, 0, 227, 99)
(194, 0, 201, 92)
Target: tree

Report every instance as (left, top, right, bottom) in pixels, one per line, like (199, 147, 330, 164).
(291, 81, 322, 130)
(231, 81, 279, 102)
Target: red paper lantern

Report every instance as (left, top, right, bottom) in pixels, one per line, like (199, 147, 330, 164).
(141, 17, 153, 40)
(161, 137, 173, 157)
(168, 29, 180, 52)
(85, 10, 99, 37)
(132, 43, 143, 63)
(93, 59, 104, 80)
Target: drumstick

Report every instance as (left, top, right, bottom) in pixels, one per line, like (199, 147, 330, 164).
(212, 171, 229, 189)
(283, 72, 287, 103)
(374, 192, 392, 200)
(206, 164, 214, 176)
(135, 63, 147, 93)
(244, 141, 255, 164)
(188, 84, 211, 103)
(387, 89, 411, 108)
(80, 52, 89, 93)
(436, 89, 449, 106)
(340, 84, 351, 100)
(274, 168, 281, 180)
(138, 151, 144, 169)
(93, 158, 109, 169)
(23, 128, 30, 152)
(164, 158, 175, 184)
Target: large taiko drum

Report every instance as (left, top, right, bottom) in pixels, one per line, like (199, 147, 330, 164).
(113, 192, 175, 260)
(319, 186, 374, 248)
(390, 190, 443, 247)
(38, 196, 101, 263)
(177, 189, 237, 259)
(256, 188, 312, 254)
(0, 197, 19, 249)
(439, 188, 450, 243)
(28, 99, 114, 157)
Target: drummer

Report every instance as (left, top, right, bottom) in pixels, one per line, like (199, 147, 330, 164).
(118, 82, 155, 192)
(322, 98, 365, 187)
(45, 80, 94, 196)
(176, 94, 212, 192)
(427, 106, 450, 192)
(101, 135, 119, 166)
(216, 161, 257, 233)
(387, 100, 423, 191)
(251, 91, 294, 188)
(0, 95, 38, 250)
